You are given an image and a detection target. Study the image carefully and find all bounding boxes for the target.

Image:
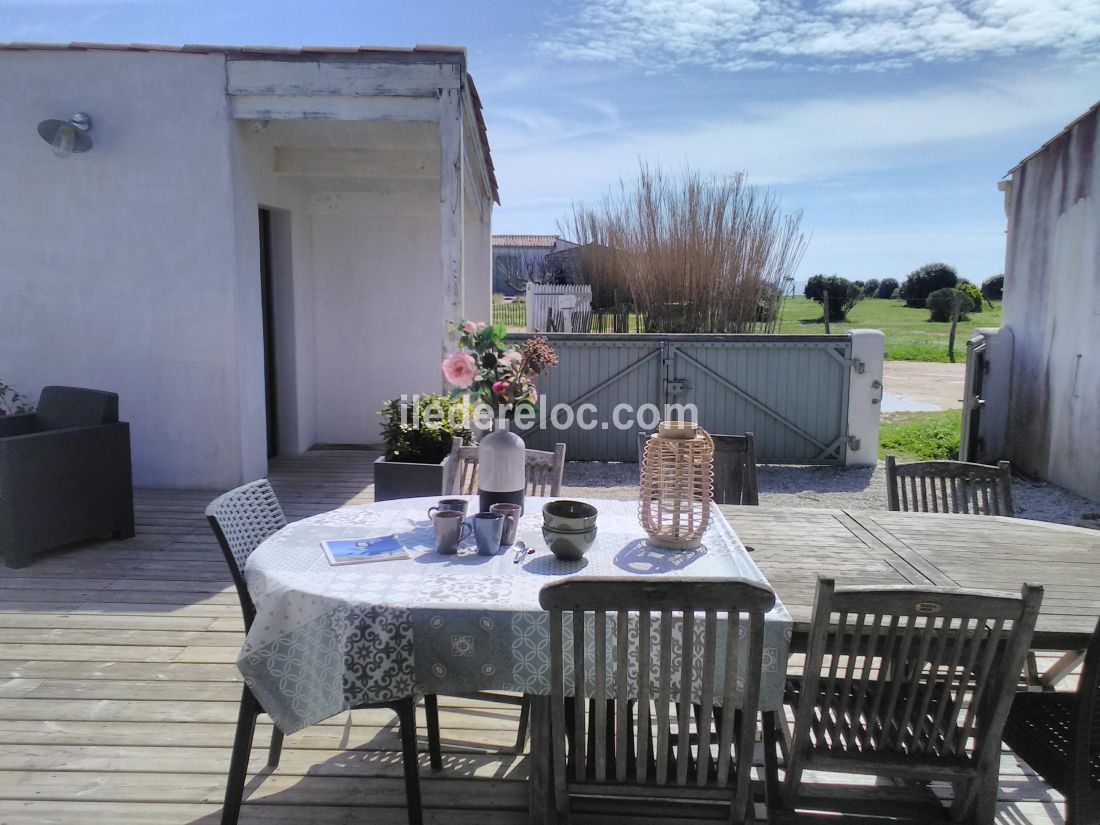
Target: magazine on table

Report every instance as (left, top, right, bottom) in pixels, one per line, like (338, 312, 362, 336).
(321, 534, 410, 565)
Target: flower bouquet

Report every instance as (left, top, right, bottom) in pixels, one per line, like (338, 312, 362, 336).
(442, 321, 558, 422)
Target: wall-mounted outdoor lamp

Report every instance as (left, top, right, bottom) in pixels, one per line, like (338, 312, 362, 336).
(37, 113, 93, 158)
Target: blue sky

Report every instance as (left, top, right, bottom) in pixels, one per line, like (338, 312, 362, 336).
(4, 0, 1098, 285)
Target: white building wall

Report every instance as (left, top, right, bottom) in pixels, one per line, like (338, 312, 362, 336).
(1001, 106, 1100, 501)
(463, 183, 493, 323)
(308, 184, 443, 445)
(0, 50, 246, 488)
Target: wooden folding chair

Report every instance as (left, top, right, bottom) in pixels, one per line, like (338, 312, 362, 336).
(540, 576, 777, 824)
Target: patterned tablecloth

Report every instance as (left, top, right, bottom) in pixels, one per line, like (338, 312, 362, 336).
(240, 496, 793, 733)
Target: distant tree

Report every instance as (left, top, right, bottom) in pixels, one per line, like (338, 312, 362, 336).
(956, 280, 983, 313)
(875, 277, 899, 299)
(900, 263, 958, 308)
(982, 274, 1004, 301)
(804, 274, 863, 321)
(862, 278, 880, 298)
(926, 287, 970, 322)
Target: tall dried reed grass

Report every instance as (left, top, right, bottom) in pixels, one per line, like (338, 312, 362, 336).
(563, 164, 806, 333)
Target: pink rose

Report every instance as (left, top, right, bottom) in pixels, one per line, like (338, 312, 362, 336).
(442, 352, 477, 388)
(461, 321, 477, 334)
(499, 351, 522, 368)
(491, 380, 510, 396)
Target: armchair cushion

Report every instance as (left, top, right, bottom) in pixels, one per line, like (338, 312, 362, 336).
(35, 386, 119, 431)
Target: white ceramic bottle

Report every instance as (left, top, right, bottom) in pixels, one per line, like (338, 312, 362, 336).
(477, 418, 526, 513)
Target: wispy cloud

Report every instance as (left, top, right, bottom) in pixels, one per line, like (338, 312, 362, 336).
(492, 66, 1098, 209)
(542, 0, 1100, 71)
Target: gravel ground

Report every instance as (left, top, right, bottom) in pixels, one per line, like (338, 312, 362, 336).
(561, 460, 1100, 528)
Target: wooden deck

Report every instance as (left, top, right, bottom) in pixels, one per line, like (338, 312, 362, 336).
(0, 451, 1072, 824)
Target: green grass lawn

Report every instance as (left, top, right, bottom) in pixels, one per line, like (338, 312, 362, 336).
(777, 296, 1001, 362)
(878, 410, 961, 461)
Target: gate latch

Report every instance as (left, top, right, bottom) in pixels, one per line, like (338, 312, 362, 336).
(847, 435, 861, 451)
(666, 379, 688, 396)
(850, 358, 866, 374)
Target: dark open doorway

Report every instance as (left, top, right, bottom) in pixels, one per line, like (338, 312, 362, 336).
(258, 208, 279, 458)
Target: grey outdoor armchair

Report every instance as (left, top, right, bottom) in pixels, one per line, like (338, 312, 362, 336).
(0, 386, 134, 567)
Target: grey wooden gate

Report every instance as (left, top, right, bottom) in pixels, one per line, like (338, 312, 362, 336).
(511, 334, 853, 463)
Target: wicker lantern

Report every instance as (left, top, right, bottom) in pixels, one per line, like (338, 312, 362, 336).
(639, 421, 715, 550)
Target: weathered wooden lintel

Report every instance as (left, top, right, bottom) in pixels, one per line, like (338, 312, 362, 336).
(227, 59, 461, 97)
(229, 95, 439, 122)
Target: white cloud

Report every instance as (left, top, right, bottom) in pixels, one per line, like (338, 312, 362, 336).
(491, 67, 1099, 210)
(542, 0, 1100, 70)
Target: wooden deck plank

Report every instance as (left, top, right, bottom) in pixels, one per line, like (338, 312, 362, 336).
(0, 452, 1072, 824)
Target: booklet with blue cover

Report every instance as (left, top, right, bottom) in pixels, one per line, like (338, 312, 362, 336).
(321, 535, 409, 565)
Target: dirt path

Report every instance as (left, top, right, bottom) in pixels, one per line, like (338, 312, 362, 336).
(882, 360, 965, 411)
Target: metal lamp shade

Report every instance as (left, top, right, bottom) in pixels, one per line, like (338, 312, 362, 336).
(37, 116, 93, 156)
(638, 421, 715, 550)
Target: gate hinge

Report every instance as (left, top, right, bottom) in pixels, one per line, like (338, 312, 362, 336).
(850, 358, 866, 374)
(847, 435, 861, 451)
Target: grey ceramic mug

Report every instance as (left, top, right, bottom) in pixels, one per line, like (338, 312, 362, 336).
(490, 503, 521, 546)
(471, 512, 505, 556)
(432, 510, 471, 555)
(428, 498, 469, 519)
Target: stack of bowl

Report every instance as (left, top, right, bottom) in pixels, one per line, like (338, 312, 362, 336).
(542, 500, 598, 561)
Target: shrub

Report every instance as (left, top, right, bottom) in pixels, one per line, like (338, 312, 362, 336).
(956, 280, 983, 313)
(379, 394, 474, 464)
(0, 381, 33, 416)
(875, 278, 898, 299)
(982, 274, 1004, 301)
(862, 278, 880, 298)
(900, 263, 957, 308)
(926, 287, 970, 322)
(804, 274, 863, 321)
(890, 287, 901, 299)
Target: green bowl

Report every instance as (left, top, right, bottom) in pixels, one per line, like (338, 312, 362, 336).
(543, 525, 597, 561)
(542, 500, 598, 532)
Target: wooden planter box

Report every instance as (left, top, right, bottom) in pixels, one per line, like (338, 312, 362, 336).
(373, 454, 453, 502)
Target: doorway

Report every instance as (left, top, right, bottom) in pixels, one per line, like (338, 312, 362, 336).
(258, 208, 279, 458)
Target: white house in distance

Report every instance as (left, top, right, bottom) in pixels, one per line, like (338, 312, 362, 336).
(976, 101, 1099, 502)
(492, 234, 576, 293)
(0, 42, 498, 489)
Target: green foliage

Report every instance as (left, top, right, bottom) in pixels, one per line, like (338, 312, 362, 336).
(900, 262, 958, 308)
(861, 278, 880, 298)
(803, 274, 863, 321)
(926, 287, 970, 322)
(879, 411, 961, 461)
(776, 296, 1002, 362)
(379, 395, 474, 464)
(875, 278, 899, 299)
(956, 281, 983, 313)
(982, 274, 1004, 301)
(0, 382, 33, 416)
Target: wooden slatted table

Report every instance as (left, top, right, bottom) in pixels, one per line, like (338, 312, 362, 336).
(721, 505, 1100, 650)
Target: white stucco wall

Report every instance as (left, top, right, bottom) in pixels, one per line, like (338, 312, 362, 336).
(0, 50, 247, 488)
(463, 183, 493, 323)
(309, 184, 443, 445)
(1001, 105, 1100, 501)
(1, 50, 496, 481)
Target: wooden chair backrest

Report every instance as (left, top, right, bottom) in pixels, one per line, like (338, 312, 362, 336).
(448, 437, 566, 497)
(638, 431, 759, 506)
(205, 479, 286, 630)
(539, 577, 776, 823)
(885, 456, 1014, 516)
(1071, 615, 1100, 797)
(790, 577, 1042, 791)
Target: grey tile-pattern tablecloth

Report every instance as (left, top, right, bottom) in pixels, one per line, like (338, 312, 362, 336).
(240, 496, 792, 733)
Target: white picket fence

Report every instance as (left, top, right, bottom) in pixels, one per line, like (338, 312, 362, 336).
(525, 284, 592, 332)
